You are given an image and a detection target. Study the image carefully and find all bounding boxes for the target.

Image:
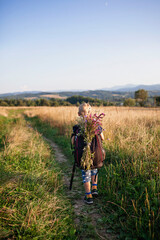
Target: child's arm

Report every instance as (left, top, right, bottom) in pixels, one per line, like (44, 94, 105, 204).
(71, 136, 75, 145)
(100, 132, 104, 141)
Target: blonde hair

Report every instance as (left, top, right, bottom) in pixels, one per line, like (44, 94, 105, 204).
(78, 103, 92, 116)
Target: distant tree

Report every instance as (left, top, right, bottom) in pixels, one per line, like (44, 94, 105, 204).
(0, 100, 8, 106)
(40, 99, 50, 106)
(135, 89, 148, 106)
(67, 96, 85, 105)
(103, 100, 110, 106)
(26, 100, 36, 106)
(154, 96, 160, 106)
(124, 98, 136, 107)
(76, 101, 80, 106)
(35, 99, 41, 106)
(17, 99, 24, 106)
(62, 101, 71, 106)
(66, 95, 105, 106)
(51, 100, 60, 106)
(8, 99, 15, 106)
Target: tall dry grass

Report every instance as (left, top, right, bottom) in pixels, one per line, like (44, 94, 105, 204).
(25, 106, 160, 174)
(25, 106, 160, 159)
(25, 106, 160, 140)
(0, 107, 8, 117)
(25, 106, 160, 238)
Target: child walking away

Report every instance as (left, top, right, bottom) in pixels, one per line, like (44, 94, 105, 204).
(70, 103, 105, 204)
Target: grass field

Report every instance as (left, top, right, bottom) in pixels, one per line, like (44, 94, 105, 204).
(24, 106, 160, 239)
(0, 109, 76, 239)
(0, 106, 160, 239)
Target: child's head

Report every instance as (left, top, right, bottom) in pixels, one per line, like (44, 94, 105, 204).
(78, 103, 92, 117)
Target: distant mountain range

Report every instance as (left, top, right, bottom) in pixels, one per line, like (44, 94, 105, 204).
(0, 91, 40, 98)
(102, 84, 160, 92)
(0, 84, 160, 101)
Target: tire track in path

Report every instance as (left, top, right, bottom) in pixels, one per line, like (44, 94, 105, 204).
(44, 137, 118, 240)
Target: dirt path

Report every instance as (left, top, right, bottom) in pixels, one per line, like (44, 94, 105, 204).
(44, 137, 118, 240)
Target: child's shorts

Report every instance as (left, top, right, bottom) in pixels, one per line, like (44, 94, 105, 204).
(81, 169, 98, 183)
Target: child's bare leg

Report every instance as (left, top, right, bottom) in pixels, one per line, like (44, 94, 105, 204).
(91, 175, 98, 189)
(91, 169, 98, 188)
(84, 181, 91, 194)
(91, 169, 98, 196)
(82, 170, 93, 203)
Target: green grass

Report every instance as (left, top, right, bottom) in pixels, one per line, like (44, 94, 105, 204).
(25, 116, 73, 160)
(0, 114, 76, 239)
(98, 142, 160, 239)
(25, 116, 109, 240)
(26, 115, 160, 240)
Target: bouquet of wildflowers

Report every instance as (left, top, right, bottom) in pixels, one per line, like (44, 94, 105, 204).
(77, 113, 105, 170)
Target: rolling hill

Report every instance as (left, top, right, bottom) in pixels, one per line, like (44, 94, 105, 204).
(0, 84, 160, 101)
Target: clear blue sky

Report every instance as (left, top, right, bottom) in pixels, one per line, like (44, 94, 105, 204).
(0, 0, 160, 93)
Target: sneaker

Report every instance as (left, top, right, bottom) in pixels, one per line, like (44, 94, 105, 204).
(84, 196, 93, 204)
(91, 189, 98, 197)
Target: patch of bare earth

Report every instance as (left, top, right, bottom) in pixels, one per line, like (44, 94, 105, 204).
(44, 137, 118, 240)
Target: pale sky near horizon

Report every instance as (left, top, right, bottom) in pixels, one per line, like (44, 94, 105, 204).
(0, 0, 160, 93)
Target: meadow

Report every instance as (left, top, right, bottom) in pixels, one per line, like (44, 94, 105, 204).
(0, 106, 160, 239)
(24, 106, 160, 239)
(0, 108, 76, 239)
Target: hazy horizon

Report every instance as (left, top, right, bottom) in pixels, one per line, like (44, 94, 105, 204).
(1, 0, 160, 94)
(1, 83, 160, 95)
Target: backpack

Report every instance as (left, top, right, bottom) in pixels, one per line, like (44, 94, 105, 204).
(71, 124, 105, 170)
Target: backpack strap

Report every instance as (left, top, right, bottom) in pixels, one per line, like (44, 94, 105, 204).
(96, 134, 103, 161)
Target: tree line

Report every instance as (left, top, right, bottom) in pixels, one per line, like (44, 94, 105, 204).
(124, 89, 160, 107)
(0, 96, 114, 107)
(0, 90, 160, 107)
